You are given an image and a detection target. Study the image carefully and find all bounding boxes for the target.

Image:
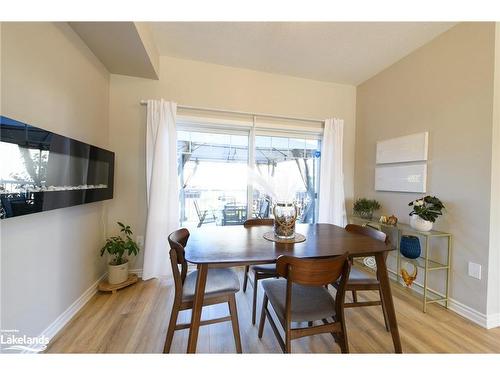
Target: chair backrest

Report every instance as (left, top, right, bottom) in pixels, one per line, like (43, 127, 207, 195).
(243, 218, 274, 227)
(276, 254, 350, 287)
(168, 228, 190, 298)
(276, 255, 351, 325)
(345, 223, 389, 244)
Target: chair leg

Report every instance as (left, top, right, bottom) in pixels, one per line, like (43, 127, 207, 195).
(351, 290, 358, 303)
(163, 303, 179, 353)
(258, 294, 268, 338)
(285, 325, 292, 354)
(379, 287, 390, 332)
(337, 314, 349, 354)
(242, 266, 249, 292)
(252, 273, 259, 325)
(228, 294, 242, 353)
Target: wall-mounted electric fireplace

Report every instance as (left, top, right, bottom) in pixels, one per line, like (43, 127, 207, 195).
(0, 116, 114, 219)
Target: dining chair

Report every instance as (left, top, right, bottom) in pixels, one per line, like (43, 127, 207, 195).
(258, 254, 351, 353)
(242, 218, 277, 325)
(334, 223, 390, 331)
(164, 228, 242, 353)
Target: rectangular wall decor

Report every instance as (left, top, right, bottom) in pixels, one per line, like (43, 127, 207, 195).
(376, 132, 428, 164)
(375, 164, 427, 193)
(0, 116, 114, 219)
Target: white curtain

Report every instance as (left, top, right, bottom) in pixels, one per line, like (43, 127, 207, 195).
(318, 118, 347, 226)
(143, 100, 179, 280)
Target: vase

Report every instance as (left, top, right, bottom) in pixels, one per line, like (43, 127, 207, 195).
(400, 235, 421, 259)
(108, 260, 129, 284)
(273, 202, 298, 239)
(357, 210, 373, 220)
(409, 215, 433, 232)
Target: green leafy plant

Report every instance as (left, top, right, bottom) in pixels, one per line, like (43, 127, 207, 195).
(408, 196, 445, 222)
(100, 222, 140, 265)
(353, 198, 381, 218)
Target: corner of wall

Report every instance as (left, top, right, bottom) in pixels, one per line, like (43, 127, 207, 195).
(486, 22, 500, 328)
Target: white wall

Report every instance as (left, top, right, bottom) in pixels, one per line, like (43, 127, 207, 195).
(355, 23, 495, 317)
(108, 55, 357, 269)
(0, 23, 110, 337)
(487, 22, 500, 327)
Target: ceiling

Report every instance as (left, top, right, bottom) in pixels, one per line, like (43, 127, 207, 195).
(70, 22, 159, 79)
(150, 22, 456, 85)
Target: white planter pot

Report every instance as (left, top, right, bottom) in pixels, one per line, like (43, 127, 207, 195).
(410, 215, 433, 232)
(108, 260, 129, 284)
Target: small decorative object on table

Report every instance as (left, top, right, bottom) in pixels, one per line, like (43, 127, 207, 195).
(353, 198, 381, 220)
(401, 260, 418, 288)
(400, 235, 421, 259)
(273, 201, 298, 239)
(408, 195, 445, 232)
(379, 214, 398, 226)
(100, 222, 140, 286)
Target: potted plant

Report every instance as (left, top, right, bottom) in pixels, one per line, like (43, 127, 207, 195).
(100, 222, 140, 284)
(353, 198, 381, 220)
(408, 196, 445, 232)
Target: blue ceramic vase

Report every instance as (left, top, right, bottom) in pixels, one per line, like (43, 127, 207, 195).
(400, 235, 421, 259)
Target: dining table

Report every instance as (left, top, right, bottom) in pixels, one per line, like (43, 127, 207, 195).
(183, 223, 402, 353)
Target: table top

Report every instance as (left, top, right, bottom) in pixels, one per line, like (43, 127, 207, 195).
(185, 223, 395, 265)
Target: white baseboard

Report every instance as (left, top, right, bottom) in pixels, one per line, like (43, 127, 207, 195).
(447, 298, 488, 328)
(26, 268, 145, 354)
(369, 265, 494, 329)
(486, 313, 500, 329)
(129, 268, 143, 278)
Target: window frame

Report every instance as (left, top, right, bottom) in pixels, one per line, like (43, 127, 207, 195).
(176, 114, 323, 225)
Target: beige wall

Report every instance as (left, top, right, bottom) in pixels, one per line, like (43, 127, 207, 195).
(108, 55, 357, 268)
(355, 23, 495, 314)
(0, 23, 109, 337)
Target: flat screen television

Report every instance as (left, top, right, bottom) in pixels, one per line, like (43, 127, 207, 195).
(0, 116, 114, 219)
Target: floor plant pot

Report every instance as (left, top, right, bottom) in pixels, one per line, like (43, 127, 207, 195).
(410, 215, 433, 232)
(108, 260, 129, 284)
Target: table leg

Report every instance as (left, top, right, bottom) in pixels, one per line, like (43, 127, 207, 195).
(375, 252, 403, 353)
(187, 263, 208, 353)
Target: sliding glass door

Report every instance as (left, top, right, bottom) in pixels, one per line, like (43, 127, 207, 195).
(177, 124, 322, 228)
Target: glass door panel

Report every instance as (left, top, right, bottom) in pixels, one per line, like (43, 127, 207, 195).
(253, 135, 321, 223)
(177, 130, 249, 228)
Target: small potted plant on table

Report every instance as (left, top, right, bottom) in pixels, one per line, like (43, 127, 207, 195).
(353, 198, 381, 220)
(408, 196, 445, 232)
(101, 222, 140, 284)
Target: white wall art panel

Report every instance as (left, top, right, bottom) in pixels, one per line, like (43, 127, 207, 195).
(376, 132, 428, 164)
(375, 164, 427, 193)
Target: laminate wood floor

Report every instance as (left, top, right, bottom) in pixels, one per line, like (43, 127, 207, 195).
(46, 267, 500, 353)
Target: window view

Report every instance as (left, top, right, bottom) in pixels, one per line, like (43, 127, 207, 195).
(253, 135, 321, 223)
(177, 128, 321, 228)
(178, 130, 249, 227)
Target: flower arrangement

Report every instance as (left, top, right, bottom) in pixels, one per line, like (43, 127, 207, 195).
(408, 196, 445, 222)
(353, 198, 381, 219)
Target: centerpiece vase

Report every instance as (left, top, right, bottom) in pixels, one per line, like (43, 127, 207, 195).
(273, 202, 298, 239)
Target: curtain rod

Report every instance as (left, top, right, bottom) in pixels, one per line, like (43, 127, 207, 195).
(139, 100, 324, 124)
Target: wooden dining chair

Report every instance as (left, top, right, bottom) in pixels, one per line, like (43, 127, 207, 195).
(242, 218, 277, 325)
(164, 228, 242, 353)
(258, 254, 351, 353)
(334, 223, 390, 331)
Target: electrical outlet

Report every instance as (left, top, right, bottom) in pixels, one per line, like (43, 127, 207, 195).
(136, 235, 144, 248)
(468, 262, 482, 280)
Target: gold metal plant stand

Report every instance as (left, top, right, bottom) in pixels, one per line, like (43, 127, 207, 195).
(349, 216, 452, 312)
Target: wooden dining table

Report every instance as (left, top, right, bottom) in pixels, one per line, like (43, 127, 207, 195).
(183, 223, 402, 353)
